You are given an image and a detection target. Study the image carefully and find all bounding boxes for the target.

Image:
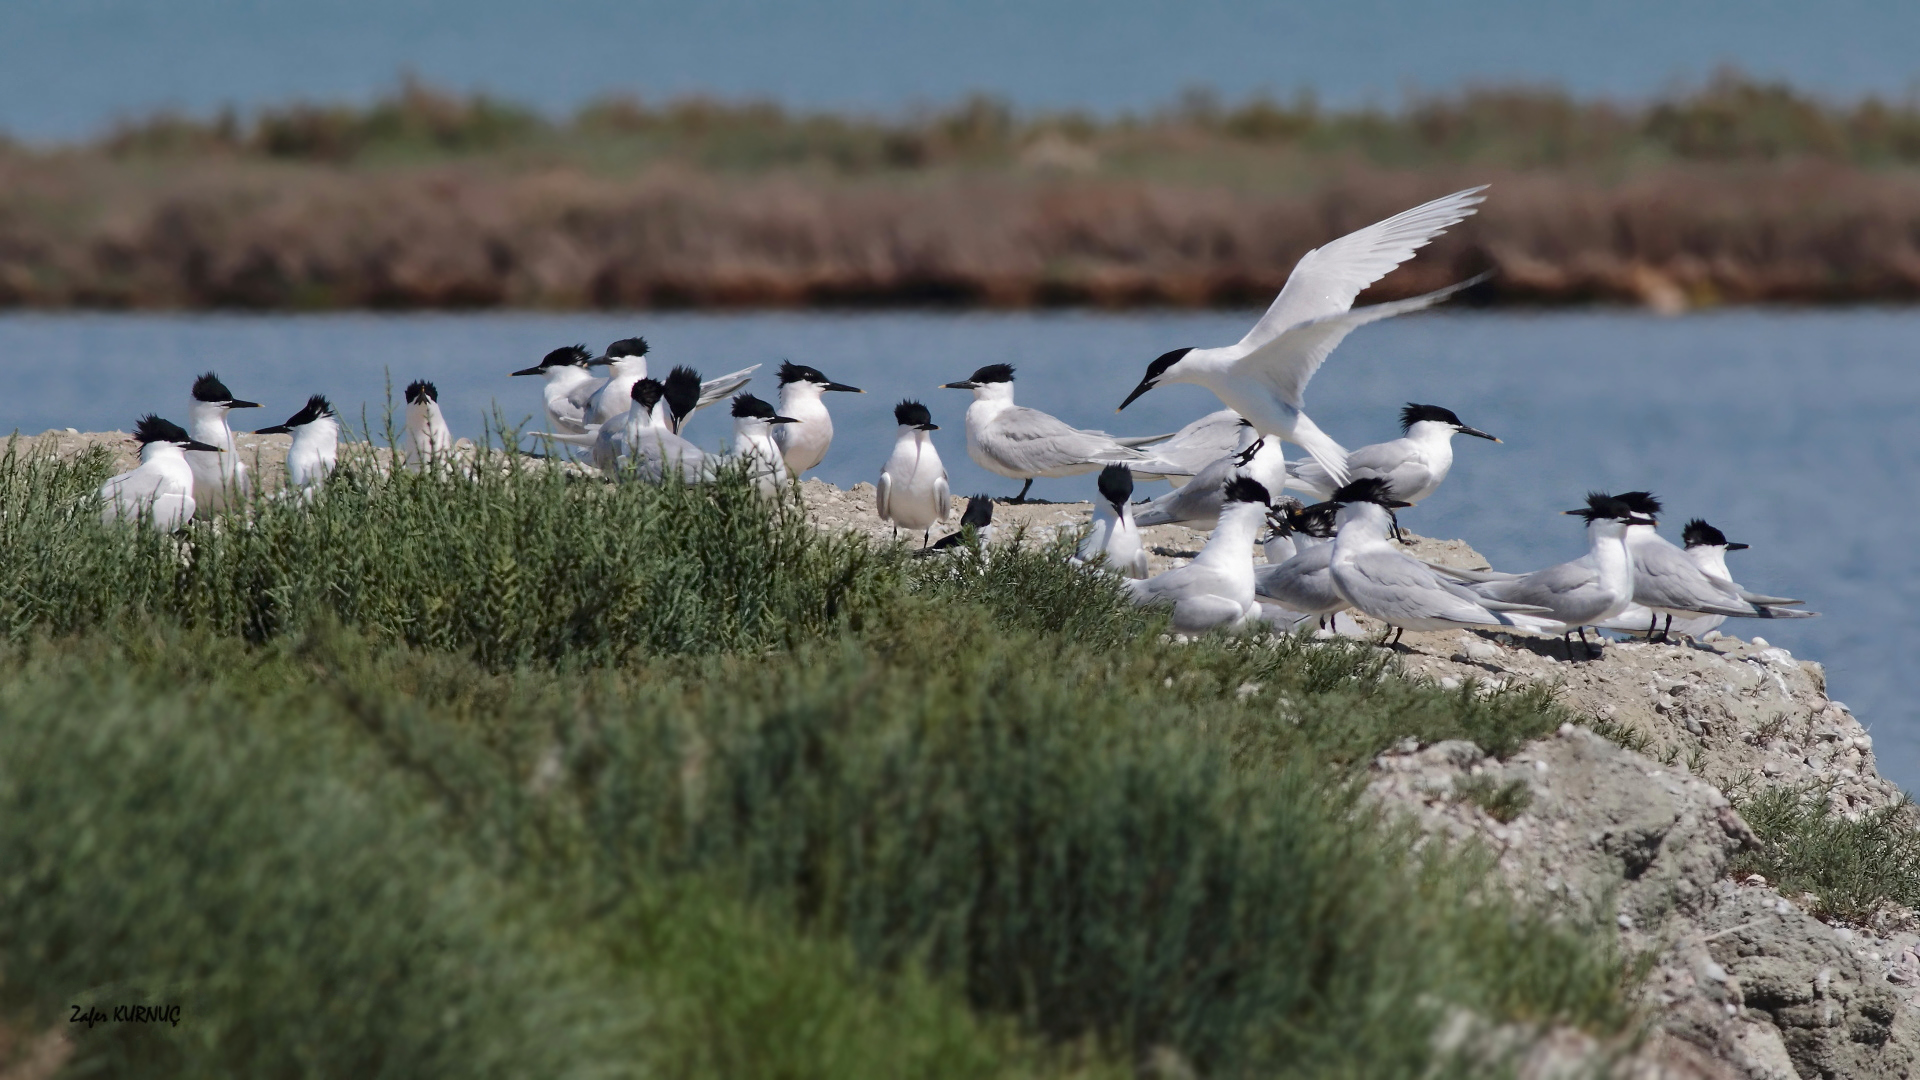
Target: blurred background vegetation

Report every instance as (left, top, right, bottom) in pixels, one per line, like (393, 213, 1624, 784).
(6, 72, 1920, 309)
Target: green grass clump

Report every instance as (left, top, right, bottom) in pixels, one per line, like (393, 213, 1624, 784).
(0, 446, 1636, 1075)
(1731, 786, 1920, 922)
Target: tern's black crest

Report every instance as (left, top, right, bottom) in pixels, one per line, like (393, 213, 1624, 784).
(546, 344, 594, 368)
(779, 360, 830, 386)
(1569, 491, 1634, 523)
(663, 367, 701, 420)
(959, 495, 993, 528)
(404, 380, 438, 405)
(893, 400, 933, 428)
(605, 336, 649, 359)
(1330, 477, 1398, 506)
(133, 414, 193, 445)
(1616, 491, 1663, 517)
(285, 394, 335, 426)
(192, 372, 237, 404)
(967, 363, 1015, 384)
(630, 378, 666, 412)
(1223, 476, 1271, 506)
(1399, 403, 1464, 432)
(1096, 464, 1134, 509)
(1291, 501, 1341, 539)
(731, 393, 777, 419)
(1683, 519, 1733, 548)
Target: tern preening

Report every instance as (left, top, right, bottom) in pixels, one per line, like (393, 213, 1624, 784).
(590, 378, 707, 482)
(941, 363, 1170, 502)
(255, 395, 340, 491)
(1075, 464, 1149, 578)
(185, 371, 260, 515)
(773, 361, 863, 475)
(512, 345, 598, 435)
(100, 415, 221, 529)
(1134, 421, 1291, 530)
(1125, 476, 1271, 633)
(728, 394, 799, 498)
(1117, 187, 1489, 487)
(402, 380, 454, 470)
(875, 399, 949, 545)
(1286, 404, 1499, 505)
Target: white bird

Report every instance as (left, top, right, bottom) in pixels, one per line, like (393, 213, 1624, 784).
(1595, 495, 1814, 640)
(511, 344, 599, 435)
(1444, 492, 1656, 658)
(184, 371, 260, 515)
(1125, 476, 1271, 633)
(875, 399, 950, 545)
(1075, 464, 1149, 578)
(1117, 187, 1490, 487)
(925, 496, 995, 552)
(590, 377, 708, 482)
(1139, 408, 1248, 480)
(402, 380, 454, 470)
(572, 336, 760, 432)
(941, 363, 1171, 502)
(728, 394, 799, 498)
(1285, 404, 1500, 505)
(99, 415, 221, 529)
(1134, 421, 1291, 529)
(1325, 478, 1541, 645)
(772, 361, 863, 475)
(255, 395, 339, 491)
(1252, 501, 1349, 630)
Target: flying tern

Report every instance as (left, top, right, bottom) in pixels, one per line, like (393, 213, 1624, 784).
(1117, 187, 1490, 487)
(875, 399, 950, 545)
(254, 394, 339, 491)
(99, 415, 222, 529)
(402, 380, 454, 470)
(185, 371, 259, 515)
(1125, 476, 1271, 633)
(1285, 403, 1499, 505)
(772, 361, 863, 475)
(1075, 464, 1149, 578)
(941, 363, 1171, 502)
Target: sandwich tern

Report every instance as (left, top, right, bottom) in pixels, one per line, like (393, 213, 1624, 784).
(590, 378, 708, 482)
(512, 345, 598, 435)
(1325, 478, 1541, 644)
(1140, 408, 1248, 480)
(1125, 476, 1271, 633)
(185, 371, 259, 515)
(1134, 420, 1291, 529)
(1596, 494, 1815, 640)
(941, 363, 1170, 502)
(1257, 495, 1310, 565)
(254, 394, 339, 491)
(574, 336, 760, 430)
(772, 361, 863, 475)
(402, 380, 454, 470)
(1075, 464, 1149, 578)
(728, 394, 799, 498)
(926, 495, 995, 552)
(99, 415, 222, 529)
(1445, 493, 1656, 658)
(875, 399, 950, 545)
(1252, 501, 1349, 630)
(1117, 187, 1489, 486)
(1285, 403, 1499, 504)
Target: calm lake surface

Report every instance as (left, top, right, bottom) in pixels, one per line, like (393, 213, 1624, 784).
(2, 307, 1915, 788)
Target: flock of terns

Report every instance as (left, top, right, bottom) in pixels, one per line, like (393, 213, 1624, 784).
(92, 186, 1814, 658)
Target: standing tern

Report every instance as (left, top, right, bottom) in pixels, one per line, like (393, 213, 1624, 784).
(185, 371, 260, 515)
(875, 399, 950, 545)
(941, 363, 1170, 502)
(254, 395, 340, 491)
(1125, 476, 1271, 633)
(1325, 478, 1541, 645)
(1117, 187, 1490, 487)
(1139, 408, 1248, 480)
(728, 394, 799, 498)
(1075, 464, 1149, 578)
(512, 345, 598, 435)
(99, 415, 222, 529)
(575, 336, 760, 429)
(590, 378, 707, 481)
(402, 380, 454, 470)
(926, 496, 995, 552)
(1597, 494, 1814, 640)
(1134, 421, 1291, 529)
(1285, 404, 1500, 504)
(773, 361, 864, 475)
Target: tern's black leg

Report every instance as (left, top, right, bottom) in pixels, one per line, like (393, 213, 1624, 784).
(1012, 478, 1033, 503)
(1562, 631, 1574, 661)
(1391, 626, 1405, 647)
(1663, 614, 1673, 642)
(1578, 626, 1595, 660)
(1234, 437, 1266, 467)
(1646, 612, 1659, 639)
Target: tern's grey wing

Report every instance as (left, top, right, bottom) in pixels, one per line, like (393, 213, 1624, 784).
(1240, 275, 1487, 410)
(1423, 561, 1516, 583)
(1075, 516, 1111, 563)
(695, 365, 761, 409)
(1343, 440, 1437, 502)
(1340, 549, 1507, 627)
(1148, 409, 1246, 476)
(1283, 458, 1335, 501)
(1736, 588, 1804, 606)
(565, 377, 608, 413)
(1253, 547, 1343, 614)
(1633, 544, 1759, 617)
(1135, 454, 1234, 527)
(989, 407, 1144, 474)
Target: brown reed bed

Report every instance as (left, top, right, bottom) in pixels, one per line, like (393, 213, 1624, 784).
(5, 75, 1920, 310)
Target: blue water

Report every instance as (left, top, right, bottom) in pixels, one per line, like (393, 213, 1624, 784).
(1, 308, 1915, 788)
(3, 1, 1916, 140)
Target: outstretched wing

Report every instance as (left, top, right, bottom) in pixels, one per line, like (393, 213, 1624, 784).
(695, 365, 762, 409)
(1236, 186, 1487, 352)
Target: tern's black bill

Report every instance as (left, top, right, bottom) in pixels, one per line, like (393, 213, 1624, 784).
(1727, 542, 1751, 551)
(771, 415, 802, 425)
(509, 365, 545, 376)
(940, 380, 976, 390)
(1460, 426, 1500, 442)
(185, 440, 224, 452)
(1116, 377, 1155, 412)
(824, 382, 864, 393)
(228, 399, 261, 409)
(254, 424, 291, 435)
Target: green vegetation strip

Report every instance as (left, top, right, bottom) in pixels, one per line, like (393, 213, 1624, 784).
(0, 443, 1635, 1076)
